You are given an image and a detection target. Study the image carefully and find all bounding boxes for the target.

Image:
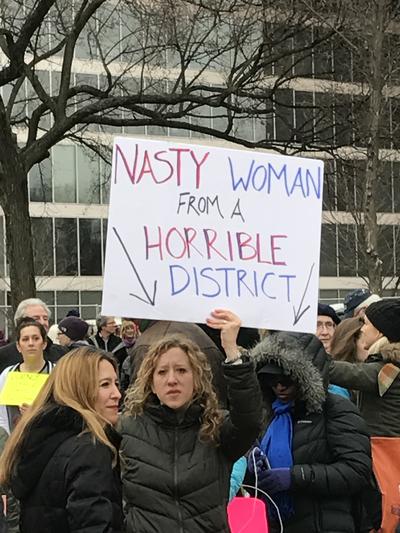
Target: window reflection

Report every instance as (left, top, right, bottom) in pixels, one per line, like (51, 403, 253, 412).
(53, 145, 76, 203)
(79, 219, 102, 275)
(55, 218, 78, 275)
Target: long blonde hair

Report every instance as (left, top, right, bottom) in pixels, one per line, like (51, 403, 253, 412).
(0, 347, 118, 486)
(124, 335, 223, 444)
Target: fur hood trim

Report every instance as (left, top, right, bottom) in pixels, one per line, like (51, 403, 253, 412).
(380, 341, 400, 363)
(250, 333, 326, 414)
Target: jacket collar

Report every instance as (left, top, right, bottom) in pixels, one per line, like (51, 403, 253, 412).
(145, 393, 203, 427)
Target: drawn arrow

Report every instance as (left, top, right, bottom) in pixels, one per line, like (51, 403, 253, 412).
(112, 226, 157, 306)
(292, 263, 315, 325)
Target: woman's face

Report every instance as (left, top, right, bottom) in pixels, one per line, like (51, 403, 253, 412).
(16, 325, 47, 358)
(123, 325, 136, 338)
(361, 315, 382, 350)
(355, 334, 368, 361)
(152, 348, 194, 410)
(269, 375, 298, 403)
(94, 360, 121, 425)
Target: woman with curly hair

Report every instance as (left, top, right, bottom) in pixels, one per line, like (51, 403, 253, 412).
(119, 308, 262, 533)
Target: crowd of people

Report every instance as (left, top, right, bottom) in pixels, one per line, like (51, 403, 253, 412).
(0, 291, 397, 532)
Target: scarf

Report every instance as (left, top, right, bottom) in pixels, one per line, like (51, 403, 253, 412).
(123, 338, 136, 349)
(260, 399, 294, 521)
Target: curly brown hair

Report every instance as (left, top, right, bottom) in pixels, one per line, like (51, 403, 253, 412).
(124, 335, 223, 444)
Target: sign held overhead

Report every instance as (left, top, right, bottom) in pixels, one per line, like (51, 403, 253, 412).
(102, 137, 324, 333)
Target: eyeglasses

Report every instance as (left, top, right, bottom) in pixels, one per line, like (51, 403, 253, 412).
(316, 321, 335, 331)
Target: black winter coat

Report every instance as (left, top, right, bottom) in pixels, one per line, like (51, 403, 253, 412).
(0, 338, 67, 373)
(10, 404, 123, 533)
(119, 361, 263, 533)
(250, 333, 373, 533)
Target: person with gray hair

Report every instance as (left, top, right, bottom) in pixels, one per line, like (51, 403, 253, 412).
(0, 298, 67, 373)
(13, 298, 51, 329)
(88, 316, 128, 378)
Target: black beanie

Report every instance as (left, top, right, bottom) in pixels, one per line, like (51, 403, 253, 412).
(58, 317, 89, 341)
(365, 299, 400, 343)
(317, 303, 341, 325)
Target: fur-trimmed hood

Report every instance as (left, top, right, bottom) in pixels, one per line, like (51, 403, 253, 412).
(369, 337, 400, 363)
(250, 331, 328, 413)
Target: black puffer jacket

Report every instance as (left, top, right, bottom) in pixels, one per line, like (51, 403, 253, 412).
(250, 332, 372, 533)
(10, 404, 123, 533)
(119, 361, 262, 533)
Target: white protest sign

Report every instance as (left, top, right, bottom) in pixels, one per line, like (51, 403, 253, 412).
(102, 137, 323, 333)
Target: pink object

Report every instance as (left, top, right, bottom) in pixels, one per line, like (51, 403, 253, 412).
(227, 496, 269, 533)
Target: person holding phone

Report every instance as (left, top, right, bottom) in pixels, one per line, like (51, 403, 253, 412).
(246, 331, 373, 533)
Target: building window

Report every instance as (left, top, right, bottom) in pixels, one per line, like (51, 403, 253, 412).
(313, 29, 333, 79)
(314, 91, 334, 145)
(31, 218, 54, 276)
(53, 145, 77, 203)
(56, 291, 79, 322)
(320, 224, 337, 276)
(336, 160, 356, 211)
(393, 162, 400, 212)
(29, 157, 52, 202)
(376, 162, 393, 213)
(378, 225, 395, 277)
(294, 91, 314, 143)
(338, 225, 357, 276)
(81, 291, 102, 320)
(37, 291, 55, 325)
(275, 89, 294, 142)
(55, 218, 78, 275)
(79, 219, 102, 275)
(331, 33, 352, 83)
(102, 218, 108, 264)
(0, 217, 5, 278)
(77, 147, 101, 204)
(292, 27, 313, 77)
(323, 159, 336, 211)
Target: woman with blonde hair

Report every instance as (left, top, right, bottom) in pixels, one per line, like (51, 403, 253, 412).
(119, 308, 262, 533)
(0, 347, 123, 533)
(120, 320, 140, 390)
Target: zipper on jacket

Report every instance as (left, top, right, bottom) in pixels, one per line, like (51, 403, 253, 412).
(313, 498, 322, 532)
(173, 428, 184, 533)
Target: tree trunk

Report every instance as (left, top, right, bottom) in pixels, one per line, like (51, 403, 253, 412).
(363, 1, 386, 295)
(0, 100, 36, 319)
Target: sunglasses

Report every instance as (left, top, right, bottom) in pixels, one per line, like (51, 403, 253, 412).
(263, 375, 294, 388)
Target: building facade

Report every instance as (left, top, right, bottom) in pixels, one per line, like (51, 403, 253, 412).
(0, 3, 399, 331)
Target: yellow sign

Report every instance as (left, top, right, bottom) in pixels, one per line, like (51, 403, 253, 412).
(0, 372, 49, 406)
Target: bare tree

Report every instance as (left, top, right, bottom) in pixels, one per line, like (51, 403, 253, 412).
(0, 0, 344, 315)
(319, 0, 400, 295)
